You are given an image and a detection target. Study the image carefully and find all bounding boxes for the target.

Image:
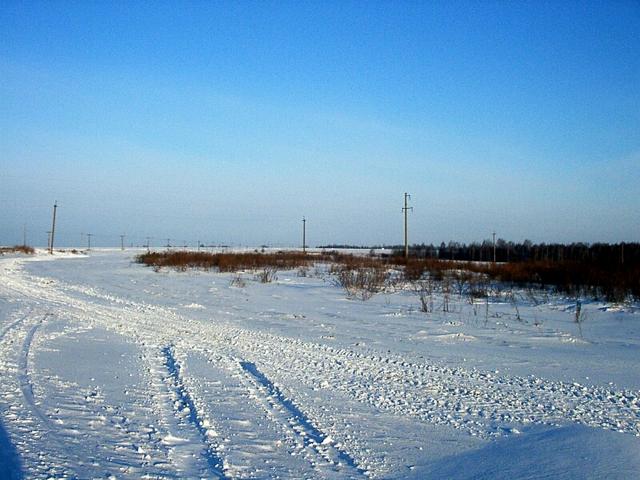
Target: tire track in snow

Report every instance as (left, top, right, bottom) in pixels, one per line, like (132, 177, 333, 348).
(18, 313, 53, 427)
(10, 312, 78, 478)
(239, 360, 365, 477)
(0, 306, 34, 342)
(161, 345, 227, 478)
(238, 338, 640, 438)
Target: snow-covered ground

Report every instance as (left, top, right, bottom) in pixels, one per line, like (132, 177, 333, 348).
(1, 249, 638, 479)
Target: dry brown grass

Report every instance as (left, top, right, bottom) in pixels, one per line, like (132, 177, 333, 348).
(395, 257, 639, 302)
(137, 250, 387, 272)
(136, 249, 639, 301)
(136, 251, 313, 272)
(0, 245, 35, 255)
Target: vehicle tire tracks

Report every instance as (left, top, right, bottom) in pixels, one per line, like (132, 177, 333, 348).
(0, 306, 34, 342)
(17, 313, 54, 427)
(238, 359, 365, 477)
(161, 344, 227, 478)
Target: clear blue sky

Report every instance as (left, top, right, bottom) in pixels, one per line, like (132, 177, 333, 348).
(1, 0, 639, 247)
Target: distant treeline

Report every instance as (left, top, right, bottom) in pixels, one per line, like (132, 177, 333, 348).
(397, 241, 636, 264)
(320, 241, 636, 265)
(394, 241, 639, 301)
(328, 241, 638, 301)
(317, 244, 372, 250)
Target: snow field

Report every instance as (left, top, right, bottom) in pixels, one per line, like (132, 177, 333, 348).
(1, 251, 639, 478)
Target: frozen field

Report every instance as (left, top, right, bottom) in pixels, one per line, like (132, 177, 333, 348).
(1, 249, 639, 479)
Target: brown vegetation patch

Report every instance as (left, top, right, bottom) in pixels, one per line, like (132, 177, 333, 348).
(136, 249, 638, 301)
(0, 245, 35, 255)
(136, 251, 314, 272)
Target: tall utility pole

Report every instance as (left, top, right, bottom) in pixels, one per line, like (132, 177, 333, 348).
(145, 237, 151, 252)
(302, 217, 307, 254)
(166, 238, 171, 249)
(492, 231, 496, 263)
(402, 193, 412, 259)
(49, 201, 58, 254)
(47, 231, 52, 251)
(87, 233, 93, 250)
(23, 224, 27, 247)
(120, 234, 126, 251)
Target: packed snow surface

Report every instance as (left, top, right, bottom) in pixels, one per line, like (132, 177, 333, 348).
(0, 249, 638, 479)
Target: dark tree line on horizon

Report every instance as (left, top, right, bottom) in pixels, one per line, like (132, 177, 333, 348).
(400, 240, 636, 265)
(320, 241, 637, 266)
(398, 241, 639, 301)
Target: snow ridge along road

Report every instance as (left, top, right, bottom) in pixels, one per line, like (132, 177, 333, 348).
(0, 253, 639, 478)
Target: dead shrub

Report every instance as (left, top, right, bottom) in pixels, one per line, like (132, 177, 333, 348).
(412, 277, 435, 313)
(255, 266, 278, 283)
(229, 274, 246, 288)
(333, 264, 390, 300)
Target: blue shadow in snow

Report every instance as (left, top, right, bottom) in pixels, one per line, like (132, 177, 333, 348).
(0, 417, 23, 480)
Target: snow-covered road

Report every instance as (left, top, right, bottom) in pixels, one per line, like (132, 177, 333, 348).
(1, 251, 639, 479)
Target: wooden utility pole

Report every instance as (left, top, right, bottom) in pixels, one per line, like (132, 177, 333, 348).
(120, 234, 125, 251)
(145, 237, 151, 252)
(302, 217, 306, 254)
(87, 233, 93, 250)
(23, 224, 27, 247)
(402, 193, 412, 259)
(492, 231, 496, 263)
(47, 231, 51, 251)
(49, 201, 58, 254)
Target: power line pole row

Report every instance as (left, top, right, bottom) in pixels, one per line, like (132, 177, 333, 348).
(39, 194, 430, 255)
